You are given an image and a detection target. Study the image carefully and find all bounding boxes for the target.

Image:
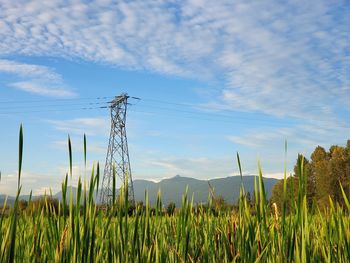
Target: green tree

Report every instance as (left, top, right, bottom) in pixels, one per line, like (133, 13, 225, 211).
(166, 202, 176, 216)
(293, 154, 315, 208)
(270, 175, 298, 212)
(246, 191, 252, 207)
(271, 141, 350, 211)
(310, 146, 330, 208)
(329, 145, 349, 206)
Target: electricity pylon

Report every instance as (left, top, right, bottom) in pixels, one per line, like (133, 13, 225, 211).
(100, 93, 135, 204)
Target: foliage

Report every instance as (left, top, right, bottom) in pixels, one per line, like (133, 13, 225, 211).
(166, 202, 176, 216)
(271, 139, 350, 210)
(3, 128, 350, 261)
(25, 197, 60, 215)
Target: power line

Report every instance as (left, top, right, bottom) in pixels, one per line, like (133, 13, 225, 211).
(134, 98, 350, 129)
(0, 106, 107, 115)
(128, 108, 303, 128)
(0, 102, 290, 127)
(128, 108, 255, 125)
(0, 95, 136, 111)
(0, 101, 109, 110)
(130, 103, 350, 129)
(0, 95, 348, 129)
(0, 95, 332, 113)
(0, 96, 114, 104)
(0, 94, 338, 115)
(139, 97, 199, 108)
(139, 97, 334, 114)
(130, 103, 298, 126)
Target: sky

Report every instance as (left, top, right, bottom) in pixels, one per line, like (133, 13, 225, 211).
(0, 0, 350, 195)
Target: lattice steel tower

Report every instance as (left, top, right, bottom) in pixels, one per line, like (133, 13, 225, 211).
(100, 93, 135, 204)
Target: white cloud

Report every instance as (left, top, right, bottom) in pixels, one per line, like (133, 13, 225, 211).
(57, 161, 99, 185)
(0, 0, 348, 121)
(141, 155, 291, 181)
(0, 59, 60, 80)
(33, 186, 56, 196)
(48, 117, 109, 136)
(146, 156, 238, 180)
(0, 59, 75, 97)
(228, 122, 350, 152)
(228, 136, 262, 148)
(0, 171, 61, 196)
(262, 173, 287, 180)
(225, 122, 350, 180)
(52, 139, 106, 154)
(228, 128, 295, 148)
(11, 81, 75, 97)
(0, 166, 98, 196)
(0, 0, 350, 188)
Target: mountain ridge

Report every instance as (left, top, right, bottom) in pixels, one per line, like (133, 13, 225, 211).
(1, 175, 279, 207)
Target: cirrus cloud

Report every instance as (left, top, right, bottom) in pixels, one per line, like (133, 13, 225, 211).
(0, 59, 76, 97)
(0, 0, 349, 119)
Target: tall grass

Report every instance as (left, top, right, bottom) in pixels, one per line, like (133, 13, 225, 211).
(1, 127, 350, 262)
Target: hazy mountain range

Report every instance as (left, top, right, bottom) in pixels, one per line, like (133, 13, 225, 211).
(1, 175, 279, 207)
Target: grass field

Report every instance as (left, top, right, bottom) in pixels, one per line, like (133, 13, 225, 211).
(1, 128, 350, 262)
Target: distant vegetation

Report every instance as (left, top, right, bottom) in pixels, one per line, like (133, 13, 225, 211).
(271, 139, 350, 211)
(1, 175, 278, 209)
(2, 127, 350, 261)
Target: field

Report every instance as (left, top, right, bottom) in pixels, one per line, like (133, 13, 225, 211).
(1, 129, 350, 262)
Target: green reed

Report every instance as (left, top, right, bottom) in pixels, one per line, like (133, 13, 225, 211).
(1, 126, 350, 262)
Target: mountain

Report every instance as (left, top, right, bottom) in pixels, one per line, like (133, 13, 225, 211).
(0, 194, 49, 207)
(1, 175, 279, 208)
(133, 175, 278, 207)
(0, 195, 15, 207)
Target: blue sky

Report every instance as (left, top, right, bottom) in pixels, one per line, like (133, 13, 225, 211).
(0, 0, 350, 195)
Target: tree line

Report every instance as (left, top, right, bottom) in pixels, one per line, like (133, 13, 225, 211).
(270, 139, 350, 210)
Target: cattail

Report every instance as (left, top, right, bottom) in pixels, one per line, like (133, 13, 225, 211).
(215, 232, 220, 250)
(227, 222, 234, 259)
(272, 202, 279, 229)
(59, 224, 68, 255)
